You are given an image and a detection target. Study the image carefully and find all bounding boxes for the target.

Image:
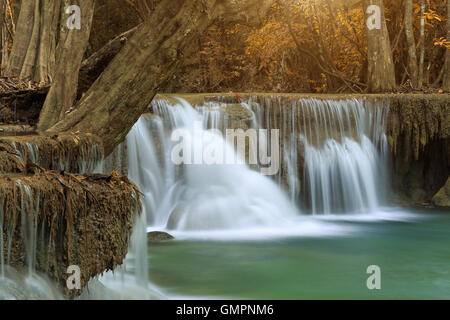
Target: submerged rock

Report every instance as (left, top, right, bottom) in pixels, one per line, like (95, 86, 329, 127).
(147, 231, 174, 243)
(432, 177, 450, 208)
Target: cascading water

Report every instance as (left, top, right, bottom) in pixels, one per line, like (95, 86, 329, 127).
(89, 95, 391, 299)
(126, 98, 300, 236)
(12, 141, 104, 174)
(109, 96, 392, 233)
(245, 97, 389, 215)
(104, 97, 378, 241)
(0, 180, 63, 299)
(0, 140, 104, 299)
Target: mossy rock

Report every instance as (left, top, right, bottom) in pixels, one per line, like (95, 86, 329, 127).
(147, 231, 174, 243)
(432, 177, 450, 208)
(224, 104, 253, 120)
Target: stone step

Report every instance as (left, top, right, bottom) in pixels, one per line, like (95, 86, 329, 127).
(0, 134, 104, 175)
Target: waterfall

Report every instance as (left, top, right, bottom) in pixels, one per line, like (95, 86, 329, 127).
(85, 95, 390, 298)
(300, 100, 389, 214)
(107, 95, 390, 229)
(0, 181, 39, 276)
(12, 141, 104, 174)
(246, 97, 389, 215)
(0, 180, 64, 299)
(125, 98, 298, 233)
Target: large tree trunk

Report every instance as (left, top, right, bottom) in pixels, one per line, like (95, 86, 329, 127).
(43, 0, 274, 156)
(364, 0, 396, 92)
(77, 26, 139, 100)
(37, 0, 95, 132)
(4, 0, 60, 83)
(4, 0, 34, 78)
(0, 0, 11, 75)
(404, 0, 418, 88)
(443, 0, 450, 91)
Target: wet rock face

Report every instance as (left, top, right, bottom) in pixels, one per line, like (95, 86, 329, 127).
(224, 103, 255, 131)
(0, 130, 140, 297)
(0, 106, 14, 124)
(432, 177, 450, 208)
(0, 87, 48, 126)
(386, 95, 449, 206)
(0, 134, 104, 175)
(0, 174, 141, 297)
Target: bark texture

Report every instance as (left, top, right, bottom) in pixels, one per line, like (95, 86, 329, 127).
(44, 0, 274, 156)
(0, 0, 13, 75)
(77, 26, 139, 99)
(443, 0, 450, 91)
(364, 0, 396, 92)
(4, 0, 34, 78)
(37, 0, 95, 132)
(404, 0, 418, 88)
(4, 0, 60, 82)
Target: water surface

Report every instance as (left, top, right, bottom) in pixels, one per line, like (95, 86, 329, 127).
(147, 208, 450, 300)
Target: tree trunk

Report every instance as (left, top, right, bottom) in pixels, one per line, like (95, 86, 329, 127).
(77, 26, 139, 100)
(443, 0, 450, 91)
(127, 0, 153, 21)
(364, 0, 396, 92)
(0, 0, 10, 75)
(37, 0, 95, 132)
(36, 0, 61, 83)
(4, 0, 34, 78)
(418, 0, 425, 88)
(43, 0, 274, 155)
(4, 0, 60, 83)
(404, 0, 418, 88)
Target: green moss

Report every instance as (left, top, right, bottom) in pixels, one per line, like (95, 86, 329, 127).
(432, 177, 450, 208)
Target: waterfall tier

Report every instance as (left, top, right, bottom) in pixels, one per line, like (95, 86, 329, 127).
(106, 96, 390, 234)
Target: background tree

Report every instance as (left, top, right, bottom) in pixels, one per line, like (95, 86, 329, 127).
(404, 0, 419, 87)
(2, 0, 449, 141)
(364, 0, 396, 92)
(0, 0, 16, 75)
(444, 0, 450, 91)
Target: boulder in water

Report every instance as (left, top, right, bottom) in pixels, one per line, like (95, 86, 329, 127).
(148, 231, 174, 243)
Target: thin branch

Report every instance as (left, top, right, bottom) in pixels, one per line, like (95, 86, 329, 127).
(287, 19, 366, 93)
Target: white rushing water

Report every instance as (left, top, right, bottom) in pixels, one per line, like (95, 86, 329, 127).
(0, 96, 391, 299)
(245, 97, 389, 214)
(125, 98, 323, 239)
(108, 96, 390, 241)
(0, 181, 64, 299)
